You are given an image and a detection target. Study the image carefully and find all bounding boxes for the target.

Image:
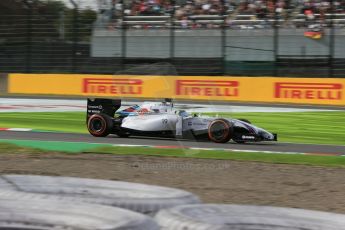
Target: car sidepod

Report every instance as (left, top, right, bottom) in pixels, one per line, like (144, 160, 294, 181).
(118, 113, 178, 137)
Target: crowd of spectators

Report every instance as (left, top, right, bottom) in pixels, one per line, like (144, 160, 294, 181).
(120, 0, 345, 17)
(123, 0, 174, 16)
(300, 0, 345, 14)
(102, 0, 345, 29)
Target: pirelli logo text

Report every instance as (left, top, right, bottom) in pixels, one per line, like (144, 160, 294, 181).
(275, 82, 343, 100)
(83, 78, 143, 95)
(176, 80, 239, 97)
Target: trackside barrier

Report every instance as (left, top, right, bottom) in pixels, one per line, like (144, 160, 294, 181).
(7, 73, 345, 106)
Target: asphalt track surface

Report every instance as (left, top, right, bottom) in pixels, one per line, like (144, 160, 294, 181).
(1, 131, 345, 155)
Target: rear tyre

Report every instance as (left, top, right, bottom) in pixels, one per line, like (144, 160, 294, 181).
(87, 114, 113, 137)
(208, 119, 233, 143)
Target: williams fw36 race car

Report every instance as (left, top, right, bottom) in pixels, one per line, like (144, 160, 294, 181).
(86, 98, 277, 144)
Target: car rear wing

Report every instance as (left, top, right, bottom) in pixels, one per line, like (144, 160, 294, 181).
(86, 98, 121, 122)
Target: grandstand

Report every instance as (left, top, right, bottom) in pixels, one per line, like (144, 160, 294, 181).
(90, 0, 345, 78)
(0, 0, 344, 77)
(94, 0, 345, 29)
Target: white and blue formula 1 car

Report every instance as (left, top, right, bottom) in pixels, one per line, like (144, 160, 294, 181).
(86, 98, 277, 144)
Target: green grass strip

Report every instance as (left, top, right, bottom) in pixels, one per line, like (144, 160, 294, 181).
(0, 111, 344, 145)
(90, 146, 345, 168)
(0, 140, 345, 168)
(204, 111, 345, 146)
(0, 139, 109, 153)
(0, 112, 87, 133)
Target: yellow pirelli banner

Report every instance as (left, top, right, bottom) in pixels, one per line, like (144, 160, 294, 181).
(8, 74, 345, 105)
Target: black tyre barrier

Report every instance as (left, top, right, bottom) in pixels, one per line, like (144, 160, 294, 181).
(0, 193, 159, 230)
(155, 204, 345, 230)
(0, 175, 200, 215)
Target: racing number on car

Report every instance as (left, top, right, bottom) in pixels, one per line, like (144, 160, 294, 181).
(162, 119, 168, 124)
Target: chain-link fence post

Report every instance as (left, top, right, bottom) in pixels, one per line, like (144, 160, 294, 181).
(23, 0, 33, 73)
(120, 0, 126, 71)
(69, 0, 78, 73)
(273, 0, 279, 77)
(170, 0, 176, 65)
(329, 0, 335, 78)
(221, 0, 226, 76)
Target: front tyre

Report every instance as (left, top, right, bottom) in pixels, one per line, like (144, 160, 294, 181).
(208, 119, 233, 143)
(87, 114, 113, 137)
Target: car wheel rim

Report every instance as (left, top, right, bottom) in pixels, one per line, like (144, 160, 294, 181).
(211, 123, 226, 140)
(91, 118, 104, 132)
